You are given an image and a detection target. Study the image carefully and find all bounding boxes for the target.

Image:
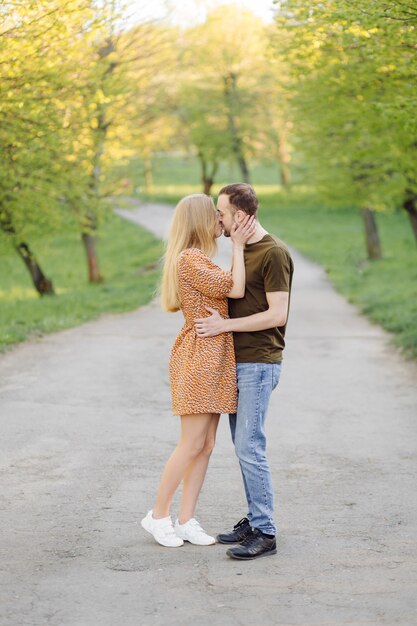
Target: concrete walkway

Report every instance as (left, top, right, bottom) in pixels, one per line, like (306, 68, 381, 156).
(1, 201, 416, 626)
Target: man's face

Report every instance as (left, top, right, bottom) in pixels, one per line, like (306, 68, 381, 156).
(217, 194, 237, 237)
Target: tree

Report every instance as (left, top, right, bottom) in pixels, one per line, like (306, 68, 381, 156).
(109, 22, 179, 195)
(177, 79, 232, 194)
(0, 0, 102, 293)
(179, 6, 273, 188)
(64, 9, 175, 281)
(272, 0, 417, 255)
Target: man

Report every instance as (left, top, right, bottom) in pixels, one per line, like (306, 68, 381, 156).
(195, 183, 293, 560)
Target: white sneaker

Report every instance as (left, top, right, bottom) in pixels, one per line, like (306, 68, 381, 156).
(141, 510, 184, 547)
(174, 518, 216, 545)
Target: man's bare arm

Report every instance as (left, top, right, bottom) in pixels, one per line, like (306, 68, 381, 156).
(195, 291, 289, 338)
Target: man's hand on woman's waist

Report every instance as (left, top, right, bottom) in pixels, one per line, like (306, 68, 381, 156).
(195, 307, 229, 338)
(195, 292, 289, 338)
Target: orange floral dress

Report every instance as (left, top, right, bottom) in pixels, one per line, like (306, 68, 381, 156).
(169, 248, 238, 416)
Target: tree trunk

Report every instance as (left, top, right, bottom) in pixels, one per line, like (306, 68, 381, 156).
(203, 177, 214, 195)
(0, 207, 54, 295)
(223, 73, 251, 184)
(362, 207, 382, 260)
(403, 191, 417, 244)
(80, 37, 114, 285)
(198, 152, 218, 195)
(278, 162, 290, 188)
(236, 152, 250, 184)
(82, 232, 103, 283)
(277, 124, 291, 188)
(15, 242, 55, 295)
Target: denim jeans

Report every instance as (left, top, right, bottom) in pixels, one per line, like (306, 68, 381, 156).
(229, 362, 282, 535)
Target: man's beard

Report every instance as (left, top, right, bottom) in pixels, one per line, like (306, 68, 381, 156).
(223, 229, 231, 237)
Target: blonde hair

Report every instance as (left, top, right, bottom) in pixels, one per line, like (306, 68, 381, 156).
(160, 194, 217, 312)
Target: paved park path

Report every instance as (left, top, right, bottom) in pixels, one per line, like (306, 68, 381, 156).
(1, 201, 417, 626)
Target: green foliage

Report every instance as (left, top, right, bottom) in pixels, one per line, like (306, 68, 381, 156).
(0, 1, 174, 257)
(0, 0, 103, 240)
(0, 214, 163, 349)
(175, 6, 287, 185)
(272, 0, 417, 211)
(1, 0, 415, 355)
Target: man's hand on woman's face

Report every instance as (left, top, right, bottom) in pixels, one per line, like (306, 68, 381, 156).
(195, 307, 226, 338)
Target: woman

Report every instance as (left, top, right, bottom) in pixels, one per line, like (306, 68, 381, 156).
(141, 193, 254, 548)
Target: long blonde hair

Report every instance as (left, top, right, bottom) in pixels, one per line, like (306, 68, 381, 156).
(160, 194, 217, 312)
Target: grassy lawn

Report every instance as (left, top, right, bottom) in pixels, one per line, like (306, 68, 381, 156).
(0, 213, 163, 351)
(2, 154, 415, 358)
(114, 155, 417, 358)
(109, 153, 285, 201)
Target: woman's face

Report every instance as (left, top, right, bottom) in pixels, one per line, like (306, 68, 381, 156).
(214, 217, 222, 238)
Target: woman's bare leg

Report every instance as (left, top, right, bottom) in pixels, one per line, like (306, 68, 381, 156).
(152, 413, 213, 519)
(178, 413, 220, 524)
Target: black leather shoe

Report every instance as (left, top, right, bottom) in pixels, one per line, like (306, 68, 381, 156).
(226, 528, 276, 560)
(216, 517, 252, 544)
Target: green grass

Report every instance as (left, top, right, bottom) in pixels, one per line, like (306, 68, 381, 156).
(3, 154, 416, 358)
(114, 154, 417, 359)
(109, 154, 284, 199)
(0, 213, 163, 350)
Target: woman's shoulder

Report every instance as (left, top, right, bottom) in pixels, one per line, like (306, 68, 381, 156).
(178, 247, 210, 263)
(179, 247, 206, 256)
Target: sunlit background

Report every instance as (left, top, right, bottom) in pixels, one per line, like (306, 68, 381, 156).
(1, 0, 416, 358)
(129, 0, 276, 25)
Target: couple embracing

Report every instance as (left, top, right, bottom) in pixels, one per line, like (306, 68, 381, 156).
(142, 183, 293, 560)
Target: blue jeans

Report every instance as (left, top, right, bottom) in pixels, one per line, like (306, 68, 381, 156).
(229, 362, 282, 535)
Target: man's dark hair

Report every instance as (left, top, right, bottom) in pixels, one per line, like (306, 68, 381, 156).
(218, 183, 259, 216)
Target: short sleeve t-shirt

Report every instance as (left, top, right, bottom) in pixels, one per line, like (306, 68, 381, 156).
(228, 234, 293, 363)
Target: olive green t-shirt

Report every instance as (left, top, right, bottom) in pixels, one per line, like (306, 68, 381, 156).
(228, 234, 293, 363)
